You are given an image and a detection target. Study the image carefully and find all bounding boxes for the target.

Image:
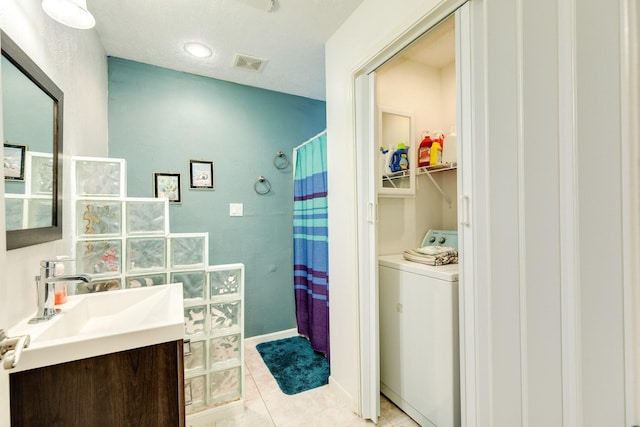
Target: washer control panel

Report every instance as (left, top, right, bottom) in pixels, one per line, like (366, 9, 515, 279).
(420, 229, 458, 250)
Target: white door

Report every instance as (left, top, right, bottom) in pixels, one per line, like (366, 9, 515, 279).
(454, 4, 477, 426)
(355, 70, 380, 422)
(623, 0, 640, 423)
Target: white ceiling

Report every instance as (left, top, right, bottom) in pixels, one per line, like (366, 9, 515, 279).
(396, 15, 455, 69)
(87, 0, 365, 101)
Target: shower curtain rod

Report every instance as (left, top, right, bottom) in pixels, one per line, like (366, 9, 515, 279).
(293, 130, 327, 153)
(292, 130, 327, 178)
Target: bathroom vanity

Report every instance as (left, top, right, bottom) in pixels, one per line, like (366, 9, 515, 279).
(9, 340, 185, 426)
(5, 283, 186, 426)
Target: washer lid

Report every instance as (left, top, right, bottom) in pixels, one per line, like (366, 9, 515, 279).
(378, 254, 459, 281)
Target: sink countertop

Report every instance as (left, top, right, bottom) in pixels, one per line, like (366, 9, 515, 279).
(8, 283, 184, 372)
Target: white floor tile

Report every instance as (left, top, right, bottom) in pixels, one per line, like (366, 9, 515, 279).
(212, 343, 418, 427)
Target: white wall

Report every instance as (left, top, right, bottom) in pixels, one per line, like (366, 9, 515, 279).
(378, 58, 447, 134)
(326, 0, 628, 426)
(0, 2, 107, 424)
(440, 62, 456, 133)
(0, 0, 108, 327)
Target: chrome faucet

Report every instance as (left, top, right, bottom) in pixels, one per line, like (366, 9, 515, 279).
(29, 260, 92, 324)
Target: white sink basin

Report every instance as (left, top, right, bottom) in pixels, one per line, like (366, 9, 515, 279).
(8, 283, 184, 372)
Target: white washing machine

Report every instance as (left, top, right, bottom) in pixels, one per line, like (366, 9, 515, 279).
(378, 231, 460, 427)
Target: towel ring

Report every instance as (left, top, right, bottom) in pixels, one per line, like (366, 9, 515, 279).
(254, 176, 271, 195)
(273, 151, 289, 169)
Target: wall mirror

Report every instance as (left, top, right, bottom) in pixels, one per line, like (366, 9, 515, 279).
(377, 108, 415, 197)
(2, 30, 63, 249)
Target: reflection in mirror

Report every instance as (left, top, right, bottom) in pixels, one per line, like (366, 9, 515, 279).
(2, 30, 63, 249)
(379, 110, 413, 190)
(4, 55, 54, 229)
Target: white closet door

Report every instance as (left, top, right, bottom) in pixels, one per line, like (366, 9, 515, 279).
(355, 71, 380, 423)
(455, 4, 479, 427)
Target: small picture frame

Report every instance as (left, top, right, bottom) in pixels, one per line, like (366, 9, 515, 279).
(153, 172, 182, 204)
(3, 143, 27, 181)
(189, 160, 215, 190)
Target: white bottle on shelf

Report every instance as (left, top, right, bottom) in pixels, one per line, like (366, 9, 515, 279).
(442, 125, 457, 165)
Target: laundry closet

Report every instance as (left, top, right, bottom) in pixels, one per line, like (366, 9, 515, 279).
(375, 14, 461, 427)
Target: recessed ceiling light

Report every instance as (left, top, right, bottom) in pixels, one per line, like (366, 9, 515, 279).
(184, 42, 213, 58)
(42, 0, 96, 29)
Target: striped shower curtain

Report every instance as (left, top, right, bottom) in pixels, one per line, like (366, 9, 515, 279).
(293, 131, 329, 357)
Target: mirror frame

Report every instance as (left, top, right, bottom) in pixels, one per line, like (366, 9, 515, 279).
(2, 30, 63, 249)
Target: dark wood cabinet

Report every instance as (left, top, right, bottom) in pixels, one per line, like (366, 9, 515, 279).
(9, 340, 185, 427)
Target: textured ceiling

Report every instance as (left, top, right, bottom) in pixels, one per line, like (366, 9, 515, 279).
(87, 0, 364, 101)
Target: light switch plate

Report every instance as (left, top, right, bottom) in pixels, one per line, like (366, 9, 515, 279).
(229, 203, 243, 217)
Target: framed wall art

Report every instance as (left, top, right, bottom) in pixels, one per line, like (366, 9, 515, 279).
(4, 142, 27, 181)
(189, 160, 215, 190)
(154, 172, 182, 204)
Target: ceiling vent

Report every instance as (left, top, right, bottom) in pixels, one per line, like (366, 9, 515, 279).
(233, 53, 268, 72)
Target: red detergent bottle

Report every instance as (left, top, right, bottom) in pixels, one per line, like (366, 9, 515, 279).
(418, 132, 433, 167)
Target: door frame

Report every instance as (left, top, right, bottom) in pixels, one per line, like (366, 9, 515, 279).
(353, 0, 476, 424)
(0, 29, 12, 426)
(621, 0, 640, 423)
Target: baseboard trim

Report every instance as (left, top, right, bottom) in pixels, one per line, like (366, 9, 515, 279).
(329, 375, 357, 414)
(243, 328, 298, 346)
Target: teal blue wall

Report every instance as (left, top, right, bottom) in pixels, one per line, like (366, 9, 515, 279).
(107, 57, 326, 337)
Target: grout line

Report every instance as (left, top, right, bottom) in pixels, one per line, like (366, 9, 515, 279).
(245, 342, 278, 426)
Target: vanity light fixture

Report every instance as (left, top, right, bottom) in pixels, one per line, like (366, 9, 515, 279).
(184, 42, 213, 58)
(42, 0, 96, 29)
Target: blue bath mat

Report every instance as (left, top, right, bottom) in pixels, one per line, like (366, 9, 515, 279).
(256, 336, 330, 395)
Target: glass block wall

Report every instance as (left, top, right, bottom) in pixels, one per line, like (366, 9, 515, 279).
(184, 265, 243, 416)
(70, 156, 244, 422)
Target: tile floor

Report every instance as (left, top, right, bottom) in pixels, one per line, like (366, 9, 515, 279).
(212, 342, 420, 427)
